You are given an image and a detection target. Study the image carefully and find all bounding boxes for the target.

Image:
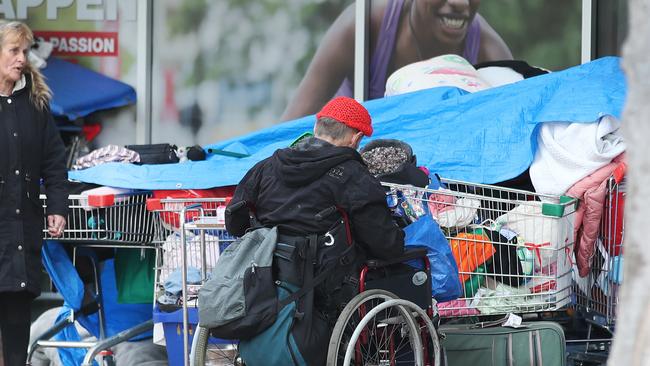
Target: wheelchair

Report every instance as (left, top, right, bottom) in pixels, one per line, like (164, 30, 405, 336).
(325, 247, 441, 366)
(190, 248, 440, 366)
(190, 204, 441, 366)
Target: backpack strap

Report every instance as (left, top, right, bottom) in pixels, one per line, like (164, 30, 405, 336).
(277, 235, 355, 310)
(278, 234, 316, 310)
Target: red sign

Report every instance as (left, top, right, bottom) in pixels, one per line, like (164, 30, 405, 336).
(34, 31, 119, 57)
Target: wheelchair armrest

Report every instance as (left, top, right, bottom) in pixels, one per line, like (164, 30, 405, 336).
(365, 247, 428, 269)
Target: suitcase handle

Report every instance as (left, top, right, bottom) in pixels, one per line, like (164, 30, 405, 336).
(472, 315, 509, 329)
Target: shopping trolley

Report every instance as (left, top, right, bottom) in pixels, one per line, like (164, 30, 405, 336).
(146, 196, 237, 366)
(568, 170, 625, 364)
(573, 173, 625, 331)
(41, 189, 156, 245)
(382, 178, 578, 318)
(30, 189, 157, 366)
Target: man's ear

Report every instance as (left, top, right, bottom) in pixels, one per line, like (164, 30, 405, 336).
(351, 131, 364, 149)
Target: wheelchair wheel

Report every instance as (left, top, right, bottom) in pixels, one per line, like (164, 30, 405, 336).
(344, 299, 439, 366)
(327, 289, 423, 366)
(416, 305, 441, 366)
(190, 326, 242, 366)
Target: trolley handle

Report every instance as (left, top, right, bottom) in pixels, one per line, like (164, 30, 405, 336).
(225, 199, 263, 229)
(612, 162, 626, 185)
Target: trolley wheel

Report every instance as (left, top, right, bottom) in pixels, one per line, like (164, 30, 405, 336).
(327, 289, 424, 366)
(190, 326, 242, 366)
(101, 355, 115, 366)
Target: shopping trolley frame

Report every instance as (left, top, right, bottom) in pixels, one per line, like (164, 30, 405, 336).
(147, 197, 234, 366)
(382, 178, 578, 318)
(30, 190, 157, 366)
(573, 172, 626, 332)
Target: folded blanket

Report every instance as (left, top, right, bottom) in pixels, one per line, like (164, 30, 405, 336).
(530, 115, 626, 195)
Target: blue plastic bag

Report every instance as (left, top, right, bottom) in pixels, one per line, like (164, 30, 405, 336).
(404, 214, 462, 302)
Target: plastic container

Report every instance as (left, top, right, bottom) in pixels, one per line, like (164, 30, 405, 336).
(147, 187, 235, 231)
(153, 306, 229, 366)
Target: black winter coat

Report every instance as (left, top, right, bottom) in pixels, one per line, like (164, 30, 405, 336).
(225, 137, 404, 261)
(0, 74, 68, 295)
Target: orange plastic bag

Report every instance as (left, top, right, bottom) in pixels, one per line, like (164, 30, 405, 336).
(449, 232, 495, 282)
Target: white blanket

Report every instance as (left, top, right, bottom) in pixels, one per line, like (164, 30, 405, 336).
(530, 116, 626, 196)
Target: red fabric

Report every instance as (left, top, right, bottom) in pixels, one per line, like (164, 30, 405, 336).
(604, 190, 625, 256)
(316, 96, 373, 136)
(151, 186, 236, 230)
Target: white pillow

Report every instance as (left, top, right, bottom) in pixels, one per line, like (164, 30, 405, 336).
(476, 66, 524, 88)
(385, 54, 491, 96)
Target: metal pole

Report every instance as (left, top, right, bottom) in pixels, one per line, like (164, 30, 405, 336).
(179, 204, 201, 366)
(180, 206, 190, 366)
(136, 0, 153, 143)
(200, 229, 207, 282)
(353, 0, 370, 102)
(581, 0, 595, 63)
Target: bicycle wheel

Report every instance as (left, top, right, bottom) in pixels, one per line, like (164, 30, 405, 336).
(327, 289, 422, 366)
(190, 326, 241, 366)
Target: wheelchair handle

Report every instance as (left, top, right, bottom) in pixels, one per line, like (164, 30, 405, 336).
(365, 247, 429, 269)
(315, 206, 337, 221)
(225, 200, 247, 216)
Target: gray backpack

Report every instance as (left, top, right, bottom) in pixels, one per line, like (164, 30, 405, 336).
(198, 227, 278, 339)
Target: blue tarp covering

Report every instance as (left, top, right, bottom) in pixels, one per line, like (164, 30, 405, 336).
(42, 241, 152, 366)
(42, 57, 137, 120)
(68, 57, 626, 189)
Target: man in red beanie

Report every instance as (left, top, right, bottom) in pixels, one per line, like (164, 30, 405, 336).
(225, 96, 404, 366)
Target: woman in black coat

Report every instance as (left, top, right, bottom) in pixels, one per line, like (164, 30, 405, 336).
(0, 20, 68, 365)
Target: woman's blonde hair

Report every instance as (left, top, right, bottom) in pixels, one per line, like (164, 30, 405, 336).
(0, 20, 52, 110)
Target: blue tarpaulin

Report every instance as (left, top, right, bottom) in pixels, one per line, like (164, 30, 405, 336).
(42, 57, 136, 120)
(41, 241, 152, 366)
(68, 56, 626, 189)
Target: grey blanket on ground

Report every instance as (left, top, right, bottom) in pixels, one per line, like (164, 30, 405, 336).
(29, 307, 167, 366)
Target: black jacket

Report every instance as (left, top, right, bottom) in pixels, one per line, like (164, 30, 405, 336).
(225, 137, 404, 261)
(0, 74, 68, 295)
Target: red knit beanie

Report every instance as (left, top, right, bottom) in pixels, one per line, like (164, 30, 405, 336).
(316, 96, 373, 136)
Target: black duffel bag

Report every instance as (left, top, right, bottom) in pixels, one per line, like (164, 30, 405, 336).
(125, 143, 179, 165)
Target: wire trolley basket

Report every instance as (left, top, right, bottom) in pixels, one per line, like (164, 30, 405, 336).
(41, 190, 156, 245)
(147, 197, 237, 292)
(573, 172, 625, 331)
(147, 196, 238, 365)
(382, 178, 578, 318)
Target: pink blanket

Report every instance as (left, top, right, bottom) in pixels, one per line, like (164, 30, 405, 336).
(567, 153, 626, 277)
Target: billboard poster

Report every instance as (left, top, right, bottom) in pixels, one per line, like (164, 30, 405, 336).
(4, 0, 584, 147)
(2, 0, 140, 146)
(151, 0, 582, 147)
(2, 0, 138, 81)
(150, 0, 351, 146)
(281, 0, 582, 124)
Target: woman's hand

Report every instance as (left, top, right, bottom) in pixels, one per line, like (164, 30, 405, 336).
(47, 214, 66, 237)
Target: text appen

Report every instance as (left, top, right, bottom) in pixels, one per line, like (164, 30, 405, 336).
(0, 0, 136, 21)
